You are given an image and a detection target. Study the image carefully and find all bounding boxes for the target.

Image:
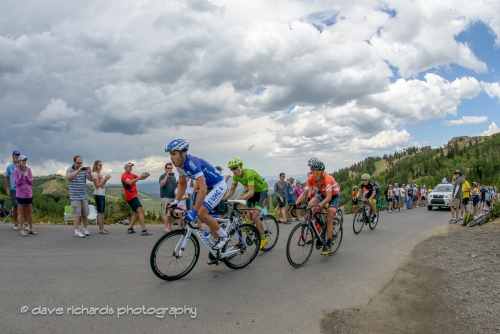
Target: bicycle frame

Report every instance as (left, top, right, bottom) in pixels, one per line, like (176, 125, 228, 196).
(171, 206, 249, 261)
(298, 210, 326, 245)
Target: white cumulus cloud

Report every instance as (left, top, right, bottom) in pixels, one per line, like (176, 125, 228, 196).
(443, 116, 488, 126)
(480, 122, 500, 136)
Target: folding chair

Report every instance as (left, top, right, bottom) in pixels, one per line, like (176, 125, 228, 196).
(87, 205, 97, 225)
(63, 205, 73, 225)
(0, 199, 14, 224)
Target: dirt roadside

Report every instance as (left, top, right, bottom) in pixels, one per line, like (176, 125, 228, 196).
(322, 219, 500, 334)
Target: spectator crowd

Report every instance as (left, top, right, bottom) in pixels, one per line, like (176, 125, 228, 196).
(3, 149, 499, 239)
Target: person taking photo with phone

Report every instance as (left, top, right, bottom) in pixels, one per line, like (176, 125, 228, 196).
(66, 155, 93, 238)
(159, 162, 176, 232)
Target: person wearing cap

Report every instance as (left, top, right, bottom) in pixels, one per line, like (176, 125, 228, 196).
(14, 155, 36, 236)
(460, 175, 471, 219)
(5, 150, 21, 231)
(285, 177, 295, 223)
(449, 170, 463, 223)
(66, 155, 94, 238)
(121, 162, 152, 236)
(215, 166, 231, 183)
(159, 163, 176, 233)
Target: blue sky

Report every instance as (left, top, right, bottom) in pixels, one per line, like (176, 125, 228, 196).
(1, 0, 499, 180)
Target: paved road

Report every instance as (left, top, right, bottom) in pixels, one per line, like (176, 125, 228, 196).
(0, 208, 451, 333)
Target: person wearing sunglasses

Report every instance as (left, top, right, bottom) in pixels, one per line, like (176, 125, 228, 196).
(357, 174, 380, 222)
(292, 160, 341, 255)
(166, 139, 229, 251)
(222, 157, 269, 250)
(5, 150, 21, 231)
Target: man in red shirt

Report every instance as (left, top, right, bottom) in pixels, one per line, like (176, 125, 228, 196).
(121, 162, 152, 236)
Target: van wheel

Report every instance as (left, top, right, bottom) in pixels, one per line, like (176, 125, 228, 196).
(427, 206, 433, 211)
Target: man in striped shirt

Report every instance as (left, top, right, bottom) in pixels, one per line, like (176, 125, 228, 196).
(66, 155, 93, 238)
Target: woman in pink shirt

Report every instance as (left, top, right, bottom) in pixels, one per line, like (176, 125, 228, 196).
(14, 155, 36, 236)
(294, 181, 304, 221)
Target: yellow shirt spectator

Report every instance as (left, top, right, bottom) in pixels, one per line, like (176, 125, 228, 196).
(462, 179, 471, 199)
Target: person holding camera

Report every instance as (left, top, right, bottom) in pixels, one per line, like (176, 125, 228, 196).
(159, 163, 176, 233)
(92, 160, 111, 234)
(121, 162, 152, 236)
(66, 155, 94, 238)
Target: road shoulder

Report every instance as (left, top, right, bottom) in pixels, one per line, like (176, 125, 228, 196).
(321, 219, 500, 334)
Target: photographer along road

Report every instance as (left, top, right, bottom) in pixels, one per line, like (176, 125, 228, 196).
(0, 208, 450, 333)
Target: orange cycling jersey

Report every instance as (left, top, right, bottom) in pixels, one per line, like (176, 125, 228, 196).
(305, 174, 340, 197)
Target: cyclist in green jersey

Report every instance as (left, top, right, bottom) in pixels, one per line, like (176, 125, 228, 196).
(222, 157, 269, 250)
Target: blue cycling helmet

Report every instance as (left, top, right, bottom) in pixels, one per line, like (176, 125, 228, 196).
(165, 139, 189, 153)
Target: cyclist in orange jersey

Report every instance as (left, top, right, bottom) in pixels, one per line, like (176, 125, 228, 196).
(294, 159, 340, 255)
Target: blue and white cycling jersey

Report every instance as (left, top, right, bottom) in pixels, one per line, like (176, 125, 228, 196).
(176, 154, 223, 188)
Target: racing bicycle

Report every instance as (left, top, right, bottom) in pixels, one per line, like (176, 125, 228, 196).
(231, 200, 279, 252)
(352, 199, 379, 234)
(286, 207, 343, 268)
(150, 200, 260, 281)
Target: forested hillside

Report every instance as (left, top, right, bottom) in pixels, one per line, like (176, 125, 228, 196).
(332, 133, 500, 208)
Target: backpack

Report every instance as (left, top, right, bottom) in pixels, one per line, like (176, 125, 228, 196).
(384, 187, 388, 197)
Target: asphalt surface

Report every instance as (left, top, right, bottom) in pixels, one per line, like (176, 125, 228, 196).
(0, 207, 451, 334)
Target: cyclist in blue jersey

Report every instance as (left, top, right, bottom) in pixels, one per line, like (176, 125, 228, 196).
(166, 139, 229, 250)
(357, 173, 380, 221)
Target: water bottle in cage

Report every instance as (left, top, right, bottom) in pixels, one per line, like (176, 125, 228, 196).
(203, 231, 215, 245)
(315, 222, 322, 234)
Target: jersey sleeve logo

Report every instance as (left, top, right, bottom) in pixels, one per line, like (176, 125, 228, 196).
(189, 161, 196, 171)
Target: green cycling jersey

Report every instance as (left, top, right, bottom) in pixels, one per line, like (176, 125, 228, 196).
(232, 168, 268, 193)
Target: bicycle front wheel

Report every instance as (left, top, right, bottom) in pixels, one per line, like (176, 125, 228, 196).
(261, 214, 279, 252)
(353, 208, 365, 234)
(336, 209, 344, 225)
(150, 230, 200, 281)
(369, 206, 380, 230)
(223, 224, 260, 269)
(330, 217, 343, 255)
(286, 222, 314, 268)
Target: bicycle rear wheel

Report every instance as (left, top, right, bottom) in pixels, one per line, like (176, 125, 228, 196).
(353, 208, 365, 234)
(330, 217, 343, 255)
(223, 224, 260, 269)
(369, 206, 380, 230)
(260, 214, 279, 252)
(286, 222, 314, 268)
(150, 230, 200, 281)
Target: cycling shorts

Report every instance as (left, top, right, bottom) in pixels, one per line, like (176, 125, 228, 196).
(201, 180, 227, 212)
(315, 192, 340, 211)
(363, 191, 379, 203)
(247, 190, 268, 211)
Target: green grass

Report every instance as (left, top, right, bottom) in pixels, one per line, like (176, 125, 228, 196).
(372, 159, 387, 177)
